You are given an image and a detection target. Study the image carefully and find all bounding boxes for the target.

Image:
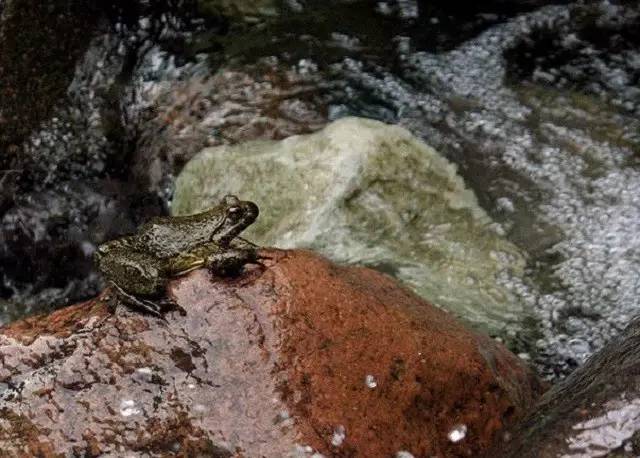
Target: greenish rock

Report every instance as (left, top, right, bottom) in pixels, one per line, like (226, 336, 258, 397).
(172, 117, 527, 335)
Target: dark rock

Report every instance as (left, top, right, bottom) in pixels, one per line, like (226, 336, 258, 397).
(0, 0, 101, 152)
(0, 249, 543, 457)
(493, 317, 640, 457)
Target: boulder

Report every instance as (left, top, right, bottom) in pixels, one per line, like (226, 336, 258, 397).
(492, 316, 640, 457)
(172, 117, 527, 337)
(0, 249, 543, 457)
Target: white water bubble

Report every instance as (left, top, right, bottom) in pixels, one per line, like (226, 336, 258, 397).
(331, 425, 346, 447)
(448, 424, 468, 443)
(365, 374, 378, 389)
(119, 399, 141, 417)
(396, 452, 415, 458)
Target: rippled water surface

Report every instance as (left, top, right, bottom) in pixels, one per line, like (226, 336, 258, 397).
(2, 0, 639, 379)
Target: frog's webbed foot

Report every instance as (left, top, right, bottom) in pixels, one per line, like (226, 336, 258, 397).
(109, 282, 171, 319)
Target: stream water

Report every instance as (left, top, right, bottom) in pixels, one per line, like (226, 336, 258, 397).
(1, 0, 638, 380)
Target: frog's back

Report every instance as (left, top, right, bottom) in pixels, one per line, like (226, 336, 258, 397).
(135, 213, 223, 258)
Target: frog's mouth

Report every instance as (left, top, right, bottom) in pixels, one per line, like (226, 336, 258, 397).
(241, 201, 259, 223)
(217, 200, 259, 246)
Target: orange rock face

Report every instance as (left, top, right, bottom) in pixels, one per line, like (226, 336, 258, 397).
(0, 249, 543, 457)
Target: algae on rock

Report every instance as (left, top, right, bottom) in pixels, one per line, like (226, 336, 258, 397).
(173, 117, 527, 335)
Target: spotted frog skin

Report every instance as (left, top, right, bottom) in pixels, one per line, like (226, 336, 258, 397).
(94, 195, 259, 315)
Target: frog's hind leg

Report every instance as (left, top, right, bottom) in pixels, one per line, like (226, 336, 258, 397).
(109, 281, 165, 319)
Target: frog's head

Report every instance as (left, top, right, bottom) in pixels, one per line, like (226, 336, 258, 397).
(212, 194, 259, 245)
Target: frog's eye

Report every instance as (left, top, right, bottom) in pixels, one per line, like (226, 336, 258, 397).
(223, 195, 240, 206)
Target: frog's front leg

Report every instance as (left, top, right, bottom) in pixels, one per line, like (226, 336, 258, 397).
(167, 252, 207, 276)
(206, 247, 258, 276)
(168, 241, 257, 280)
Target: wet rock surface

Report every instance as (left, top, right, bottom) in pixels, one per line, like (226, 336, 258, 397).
(0, 249, 543, 457)
(493, 317, 640, 458)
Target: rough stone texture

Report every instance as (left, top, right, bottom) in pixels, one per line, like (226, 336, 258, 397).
(0, 249, 543, 457)
(492, 316, 640, 458)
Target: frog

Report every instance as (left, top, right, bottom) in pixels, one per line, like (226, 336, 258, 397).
(94, 194, 259, 317)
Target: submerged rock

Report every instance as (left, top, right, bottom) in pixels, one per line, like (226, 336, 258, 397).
(172, 117, 526, 337)
(0, 249, 542, 457)
(493, 317, 640, 457)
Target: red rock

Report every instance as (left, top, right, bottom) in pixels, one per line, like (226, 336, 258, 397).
(0, 249, 543, 457)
